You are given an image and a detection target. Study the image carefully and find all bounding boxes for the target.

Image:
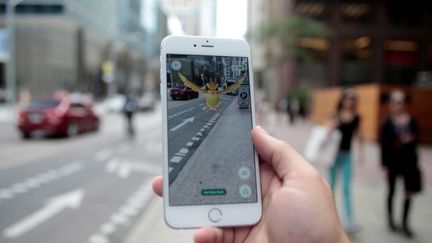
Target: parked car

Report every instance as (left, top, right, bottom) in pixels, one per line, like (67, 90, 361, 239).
(170, 87, 199, 100)
(17, 97, 100, 139)
(138, 91, 156, 111)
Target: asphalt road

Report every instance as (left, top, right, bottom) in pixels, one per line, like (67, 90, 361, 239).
(167, 94, 236, 184)
(169, 95, 257, 206)
(0, 108, 162, 243)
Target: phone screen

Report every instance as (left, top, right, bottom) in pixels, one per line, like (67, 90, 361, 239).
(166, 54, 257, 206)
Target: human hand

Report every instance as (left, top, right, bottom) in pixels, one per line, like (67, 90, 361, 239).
(152, 126, 349, 243)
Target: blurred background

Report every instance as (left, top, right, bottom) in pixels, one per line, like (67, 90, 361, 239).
(0, 0, 431, 243)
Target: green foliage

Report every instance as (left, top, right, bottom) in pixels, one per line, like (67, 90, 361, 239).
(287, 88, 310, 111)
(249, 15, 331, 61)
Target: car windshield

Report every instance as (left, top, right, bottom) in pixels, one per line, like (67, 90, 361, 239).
(28, 99, 60, 109)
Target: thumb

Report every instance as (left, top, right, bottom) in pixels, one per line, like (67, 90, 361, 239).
(251, 126, 312, 180)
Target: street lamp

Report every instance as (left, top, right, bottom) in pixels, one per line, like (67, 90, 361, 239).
(5, 0, 24, 105)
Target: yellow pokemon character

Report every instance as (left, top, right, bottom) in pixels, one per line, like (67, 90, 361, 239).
(178, 73, 245, 112)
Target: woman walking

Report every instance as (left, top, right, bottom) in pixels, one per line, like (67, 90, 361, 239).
(328, 88, 363, 234)
(380, 90, 422, 238)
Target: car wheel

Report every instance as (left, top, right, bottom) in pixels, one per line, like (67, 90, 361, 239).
(67, 122, 79, 137)
(21, 132, 31, 139)
(94, 121, 100, 132)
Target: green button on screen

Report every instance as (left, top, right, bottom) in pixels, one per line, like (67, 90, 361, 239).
(201, 189, 226, 196)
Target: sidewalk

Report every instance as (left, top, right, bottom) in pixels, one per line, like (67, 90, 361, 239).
(261, 112, 432, 243)
(170, 96, 256, 206)
(126, 110, 432, 243)
(124, 197, 194, 243)
(0, 105, 16, 124)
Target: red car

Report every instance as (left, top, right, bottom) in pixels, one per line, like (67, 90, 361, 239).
(17, 97, 100, 139)
(170, 87, 199, 100)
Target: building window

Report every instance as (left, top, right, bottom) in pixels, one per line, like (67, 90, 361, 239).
(340, 1, 376, 24)
(426, 4, 432, 28)
(295, 0, 329, 21)
(383, 40, 419, 84)
(387, 2, 422, 28)
(427, 42, 432, 66)
(340, 36, 373, 84)
(296, 37, 329, 87)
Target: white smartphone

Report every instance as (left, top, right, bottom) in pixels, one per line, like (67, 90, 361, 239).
(160, 35, 262, 229)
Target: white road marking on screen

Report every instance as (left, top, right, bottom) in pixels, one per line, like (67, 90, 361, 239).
(168, 107, 195, 119)
(168, 111, 222, 176)
(178, 148, 189, 154)
(170, 156, 182, 163)
(170, 116, 195, 132)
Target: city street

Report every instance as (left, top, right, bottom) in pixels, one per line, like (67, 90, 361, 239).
(0, 106, 163, 243)
(1, 103, 431, 243)
(169, 94, 257, 206)
(167, 94, 234, 184)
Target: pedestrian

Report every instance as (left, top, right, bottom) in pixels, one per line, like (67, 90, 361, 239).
(287, 98, 299, 125)
(123, 93, 137, 138)
(328, 88, 364, 234)
(380, 90, 422, 238)
(152, 126, 350, 243)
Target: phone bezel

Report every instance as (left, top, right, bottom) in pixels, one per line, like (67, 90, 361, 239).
(160, 35, 262, 229)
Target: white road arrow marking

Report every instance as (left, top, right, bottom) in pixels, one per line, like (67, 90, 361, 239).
(170, 116, 195, 132)
(2, 189, 84, 238)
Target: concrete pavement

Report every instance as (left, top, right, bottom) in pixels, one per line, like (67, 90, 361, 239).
(261, 112, 432, 243)
(167, 94, 234, 184)
(0, 105, 16, 124)
(170, 95, 256, 206)
(126, 110, 432, 243)
(7, 100, 423, 243)
(124, 198, 194, 243)
(0, 105, 164, 243)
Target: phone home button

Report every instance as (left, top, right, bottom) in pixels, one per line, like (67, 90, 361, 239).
(208, 208, 222, 223)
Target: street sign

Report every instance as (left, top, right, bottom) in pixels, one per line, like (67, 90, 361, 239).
(102, 61, 114, 83)
(102, 61, 113, 74)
